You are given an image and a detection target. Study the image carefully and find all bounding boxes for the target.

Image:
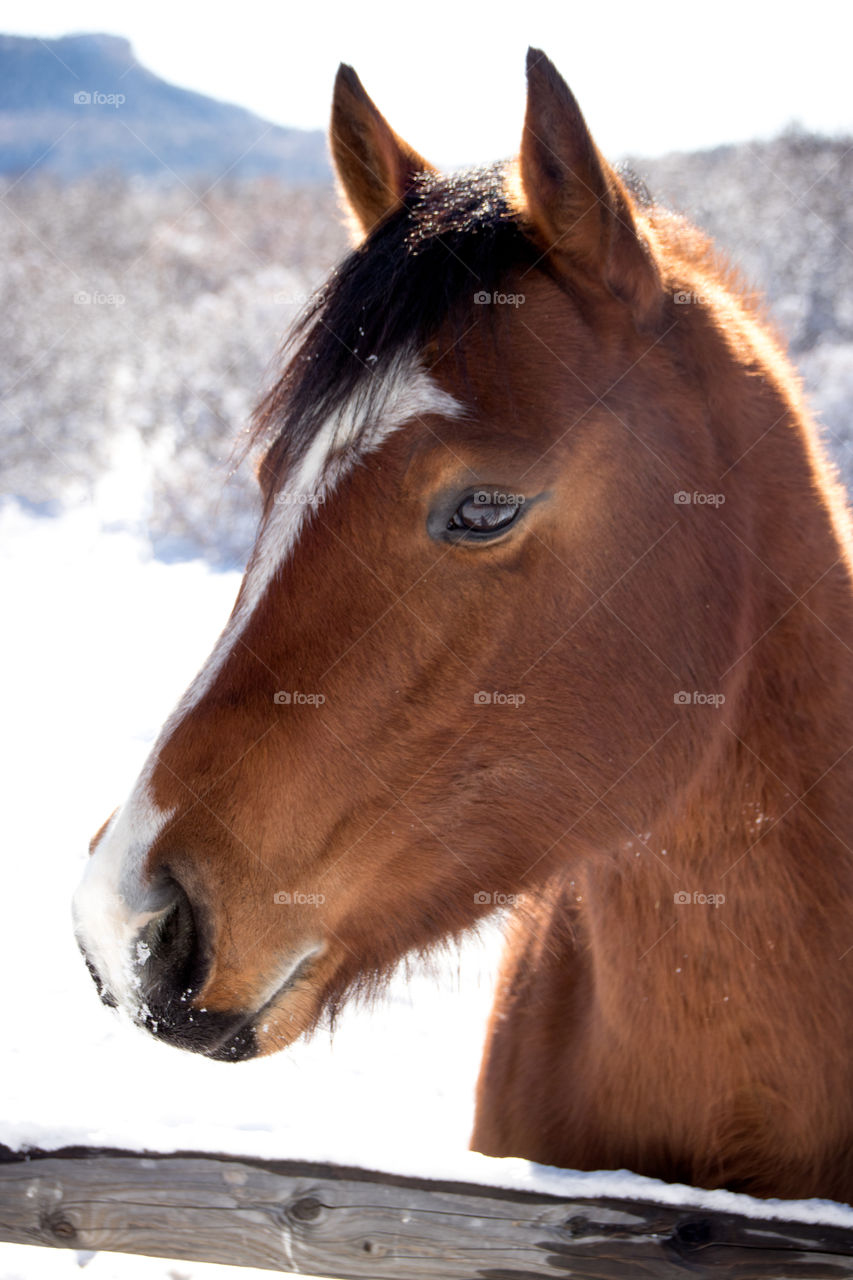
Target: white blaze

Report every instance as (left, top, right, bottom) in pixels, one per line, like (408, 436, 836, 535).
(73, 357, 462, 1017)
(72, 788, 176, 1018)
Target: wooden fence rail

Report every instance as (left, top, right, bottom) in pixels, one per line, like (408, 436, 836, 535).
(2, 1145, 853, 1278)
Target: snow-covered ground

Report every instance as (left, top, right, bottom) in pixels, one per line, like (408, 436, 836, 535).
(4, 498, 853, 1280)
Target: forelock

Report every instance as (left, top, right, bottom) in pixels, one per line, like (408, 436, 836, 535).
(251, 163, 542, 496)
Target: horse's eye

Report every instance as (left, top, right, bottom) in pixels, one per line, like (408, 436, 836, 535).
(448, 491, 524, 535)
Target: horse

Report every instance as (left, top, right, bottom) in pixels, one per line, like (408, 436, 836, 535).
(73, 49, 853, 1203)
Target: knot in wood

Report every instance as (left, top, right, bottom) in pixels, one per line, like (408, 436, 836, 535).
(48, 1215, 77, 1240)
(290, 1195, 322, 1222)
(673, 1217, 713, 1247)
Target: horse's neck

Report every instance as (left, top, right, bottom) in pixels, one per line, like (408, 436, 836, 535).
(583, 543, 853, 1006)
(581, 398, 853, 986)
(706, 343, 853, 852)
(574, 752, 853, 1052)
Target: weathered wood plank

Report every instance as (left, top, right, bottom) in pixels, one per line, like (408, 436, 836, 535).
(1, 1146, 852, 1279)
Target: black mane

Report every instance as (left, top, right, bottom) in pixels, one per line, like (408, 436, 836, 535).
(251, 165, 543, 489)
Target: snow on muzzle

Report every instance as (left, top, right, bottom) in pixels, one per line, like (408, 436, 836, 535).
(74, 883, 267, 1061)
(72, 812, 262, 1060)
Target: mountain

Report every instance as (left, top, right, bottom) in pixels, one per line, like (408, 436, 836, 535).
(0, 33, 331, 181)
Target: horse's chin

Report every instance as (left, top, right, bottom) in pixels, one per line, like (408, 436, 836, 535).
(248, 1013, 308, 1058)
(211, 949, 329, 1060)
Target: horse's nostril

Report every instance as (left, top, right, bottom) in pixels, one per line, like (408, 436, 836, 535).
(139, 881, 205, 1001)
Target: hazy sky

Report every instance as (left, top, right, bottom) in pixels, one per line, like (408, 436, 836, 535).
(5, 0, 852, 165)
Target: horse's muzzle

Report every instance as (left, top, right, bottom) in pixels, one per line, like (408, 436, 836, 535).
(76, 880, 261, 1062)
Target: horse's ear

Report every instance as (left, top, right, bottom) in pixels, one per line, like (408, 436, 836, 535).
(518, 49, 663, 326)
(330, 64, 435, 239)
